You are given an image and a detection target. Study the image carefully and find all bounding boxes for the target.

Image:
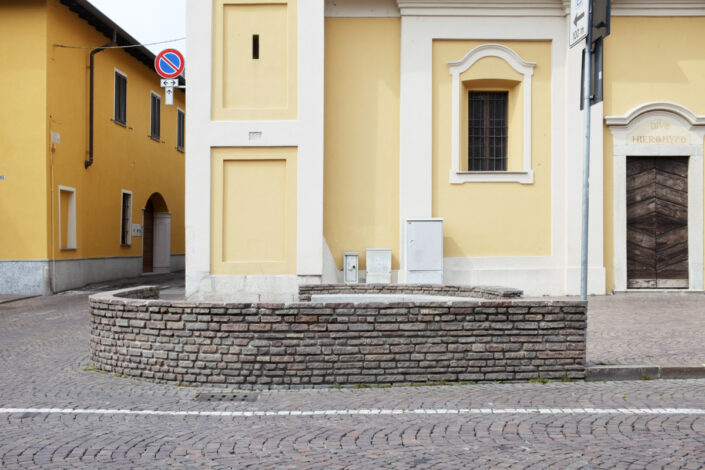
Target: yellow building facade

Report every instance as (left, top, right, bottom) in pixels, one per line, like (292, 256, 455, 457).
(186, 0, 705, 300)
(0, 0, 185, 294)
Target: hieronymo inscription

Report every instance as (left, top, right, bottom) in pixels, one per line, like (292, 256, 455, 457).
(629, 119, 690, 145)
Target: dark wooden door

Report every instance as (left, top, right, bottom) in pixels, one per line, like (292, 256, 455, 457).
(627, 156, 688, 288)
(142, 200, 154, 273)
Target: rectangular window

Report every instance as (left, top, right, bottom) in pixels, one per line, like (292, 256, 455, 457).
(114, 71, 127, 125)
(150, 92, 161, 141)
(177, 108, 185, 151)
(120, 191, 132, 246)
(58, 186, 76, 250)
(468, 91, 508, 171)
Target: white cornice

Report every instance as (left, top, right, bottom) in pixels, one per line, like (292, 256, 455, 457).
(612, 0, 705, 16)
(396, 0, 705, 17)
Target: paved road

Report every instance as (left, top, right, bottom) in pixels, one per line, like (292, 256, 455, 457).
(1, 286, 705, 468)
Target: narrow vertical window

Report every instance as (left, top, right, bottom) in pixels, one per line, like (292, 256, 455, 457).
(252, 34, 260, 59)
(150, 92, 161, 141)
(114, 71, 127, 125)
(468, 91, 508, 171)
(176, 108, 185, 151)
(59, 186, 76, 250)
(120, 191, 132, 246)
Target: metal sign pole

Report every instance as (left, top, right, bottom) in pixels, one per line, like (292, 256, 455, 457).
(580, 0, 594, 301)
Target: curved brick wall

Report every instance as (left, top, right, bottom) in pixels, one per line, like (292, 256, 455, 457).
(89, 286, 586, 389)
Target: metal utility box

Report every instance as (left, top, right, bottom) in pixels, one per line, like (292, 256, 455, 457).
(404, 218, 443, 284)
(365, 248, 392, 284)
(343, 252, 359, 283)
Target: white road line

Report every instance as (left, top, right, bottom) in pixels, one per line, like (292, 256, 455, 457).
(0, 407, 704, 417)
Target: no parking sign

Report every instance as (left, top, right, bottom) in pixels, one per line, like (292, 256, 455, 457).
(155, 49, 184, 105)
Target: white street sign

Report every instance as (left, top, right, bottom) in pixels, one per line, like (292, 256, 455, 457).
(160, 79, 178, 87)
(570, 0, 588, 48)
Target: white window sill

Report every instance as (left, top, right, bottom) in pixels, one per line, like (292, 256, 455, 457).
(449, 170, 534, 184)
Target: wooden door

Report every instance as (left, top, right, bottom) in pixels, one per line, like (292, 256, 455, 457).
(627, 157, 688, 288)
(142, 200, 154, 273)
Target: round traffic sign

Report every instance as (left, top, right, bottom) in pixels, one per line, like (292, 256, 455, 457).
(154, 49, 184, 79)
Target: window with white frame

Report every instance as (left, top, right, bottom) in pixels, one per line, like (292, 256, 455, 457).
(150, 92, 161, 141)
(448, 44, 536, 184)
(58, 186, 76, 250)
(177, 108, 185, 151)
(114, 71, 127, 125)
(120, 190, 132, 246)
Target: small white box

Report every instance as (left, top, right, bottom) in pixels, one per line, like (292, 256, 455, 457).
(366, 248, 392, 284)
(343, 252, 358, 283)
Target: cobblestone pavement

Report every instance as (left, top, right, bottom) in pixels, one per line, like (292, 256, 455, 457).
(1, 286, 705, 468)
(586, 293, 705, 367)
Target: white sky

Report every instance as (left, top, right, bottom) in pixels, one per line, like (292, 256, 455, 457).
(88, 0, 186, 61)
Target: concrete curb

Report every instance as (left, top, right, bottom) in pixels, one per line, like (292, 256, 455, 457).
(0, 295, 37, 306)
(586, 365, 705, 381)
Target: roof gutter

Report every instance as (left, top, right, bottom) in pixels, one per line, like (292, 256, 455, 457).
(86, 31, 116, 169)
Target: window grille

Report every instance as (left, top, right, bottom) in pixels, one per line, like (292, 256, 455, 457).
(468, 91, 507, 171)
(121, 192, 132, 246)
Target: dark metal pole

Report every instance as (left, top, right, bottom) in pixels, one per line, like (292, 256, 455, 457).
(580, 0, 594, 301)
(86, 31, 116, 169)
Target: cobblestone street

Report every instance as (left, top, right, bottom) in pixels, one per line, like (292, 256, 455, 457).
(1, 281, 704, 468)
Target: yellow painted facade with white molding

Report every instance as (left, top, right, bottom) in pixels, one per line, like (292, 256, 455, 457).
(189, 1, 705, 299)
(433, 40, 552, 258)
(324, 18, 400, 271)
(603, 16, 705, 292)
(0, 0, 185, 294)
(211, 147, 297, 275)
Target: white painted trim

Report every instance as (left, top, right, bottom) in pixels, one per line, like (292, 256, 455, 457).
(611, 0, 705, 16)
(58, 185, 76, 250)
(606, 102, 705, 292)
(120, 189, 133, 247)
(448, 43, 536, 184)
(325, 0, 400, 17)
(113, 69, 127, 124)
(397, 0, 568, 17)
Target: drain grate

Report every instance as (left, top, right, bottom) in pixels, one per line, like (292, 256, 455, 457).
(195, 392, 259, 403)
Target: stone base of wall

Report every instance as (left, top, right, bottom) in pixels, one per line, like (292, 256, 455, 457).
(89, 286, 585, 389)
(299, 284, 523, 302)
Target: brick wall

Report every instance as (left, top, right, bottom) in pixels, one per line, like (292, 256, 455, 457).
(299, 284, 522, 302)
(89, 286, 586, 389)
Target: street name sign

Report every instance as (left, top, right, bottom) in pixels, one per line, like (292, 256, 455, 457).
(570, 0, 588, 48)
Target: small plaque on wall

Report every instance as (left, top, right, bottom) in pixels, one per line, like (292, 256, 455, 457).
(132, 224, 142, 237)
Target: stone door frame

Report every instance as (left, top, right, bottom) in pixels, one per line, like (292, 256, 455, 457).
(606, 102, 705, 291)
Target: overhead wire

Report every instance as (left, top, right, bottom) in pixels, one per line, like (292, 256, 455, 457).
(54, 37, 184, 49)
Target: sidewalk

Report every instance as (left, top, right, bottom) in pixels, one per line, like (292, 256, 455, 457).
(586, 292, 705, 380)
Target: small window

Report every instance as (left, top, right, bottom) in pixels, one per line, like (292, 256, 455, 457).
(120, 190, 132, 246)
(59, 186, 76, 250)
(114, 71, 127, 125)
(468, 91, 508, 171)
(150, 92, 161, 141)
(177, 108, 185, 151)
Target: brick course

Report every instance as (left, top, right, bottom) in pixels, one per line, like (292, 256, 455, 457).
(298, 284, 522, 301)
(89, 286, 586, 389)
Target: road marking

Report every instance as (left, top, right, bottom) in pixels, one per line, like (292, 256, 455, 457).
(0, 407, 704, 417)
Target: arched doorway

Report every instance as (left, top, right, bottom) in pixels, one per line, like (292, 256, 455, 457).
(142, 193, 171, 273)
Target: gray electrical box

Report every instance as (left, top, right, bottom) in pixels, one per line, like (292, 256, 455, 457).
(366, 248, 392, 284)
(404, 218, 443, 284)
(343, 252, 359, 283)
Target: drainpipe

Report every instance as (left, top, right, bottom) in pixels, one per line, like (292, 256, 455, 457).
(86, 31, 116, 169)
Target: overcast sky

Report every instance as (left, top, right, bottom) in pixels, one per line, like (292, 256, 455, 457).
(88, 0, 186, 60)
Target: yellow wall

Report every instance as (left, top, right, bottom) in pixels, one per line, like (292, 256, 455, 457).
(602, 16, 705, 291)
(211, 147, 297, 275)
(212, 0, 298, 120)
(324, 18, 400, 270)
(0, 0, 49, 260)
(433, 40, 552, 257)
(45, 0, 185, 261)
